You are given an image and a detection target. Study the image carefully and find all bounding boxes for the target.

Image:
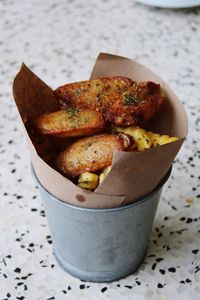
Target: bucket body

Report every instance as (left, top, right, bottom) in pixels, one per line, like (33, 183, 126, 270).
(32, 167, 171, 282)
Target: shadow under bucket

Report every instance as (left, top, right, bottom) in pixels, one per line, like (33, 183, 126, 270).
(32, 166, 172, 282)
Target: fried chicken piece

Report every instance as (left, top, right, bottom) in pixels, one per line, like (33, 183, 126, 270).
(54, 76, 133, 111)
(106, 81, 163, 126)
(54, 77, 163, 126)
(32, 108, 105, 137)
(56, 133, 127, 177)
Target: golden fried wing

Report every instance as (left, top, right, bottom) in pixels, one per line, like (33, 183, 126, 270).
(54, 76, 132, 111)
(56, 133, 126, 177)
(107, 81, 163, 126)
(32, 108, 105, 137)
(54, 77, 163, 126)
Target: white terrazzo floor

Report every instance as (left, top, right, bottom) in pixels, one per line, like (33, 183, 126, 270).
(0, 0, 200, 299)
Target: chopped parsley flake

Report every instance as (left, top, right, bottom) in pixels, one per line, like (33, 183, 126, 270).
(124, 94, 139, 105)
(74, 88, 82, 95)
(66, 107, 80, 117)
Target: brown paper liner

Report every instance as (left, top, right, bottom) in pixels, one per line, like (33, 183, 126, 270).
(12, 53, 188, 208)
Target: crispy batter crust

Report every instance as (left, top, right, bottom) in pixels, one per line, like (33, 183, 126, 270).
(108, 81, 163, 126)
(32, 108, 105, 137)
(54, 76, 132, 111)
(54, 77, 163, 126)
(56, 133, 126, 177)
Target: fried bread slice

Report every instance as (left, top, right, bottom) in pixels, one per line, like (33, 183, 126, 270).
(56, 133, 127, 177)
(32, 108, 105, 137)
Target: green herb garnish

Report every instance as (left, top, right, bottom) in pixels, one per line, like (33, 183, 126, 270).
(96, 94, 102, 107)
(74, 88, 82, 95)
(84, 116, 89, 123)
(66, 107, 80, 117)
(124, 94, 139, 105)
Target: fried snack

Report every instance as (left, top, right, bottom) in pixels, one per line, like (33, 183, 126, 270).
(32, 108, 105, 137)
(147, 132, 178, 147)
(56, 133, 127, 177)
(115, 126, 152, 151)
(54, 76, 132, 111)
(99, 166, 112, 185)
(106, 81, 163, 126)
(76, 129, 178, 190)
(54, 77, 163, 126)
(114, 126, 178, 151)
(77, 166, 112, 191)
(78, 172, 99, 190)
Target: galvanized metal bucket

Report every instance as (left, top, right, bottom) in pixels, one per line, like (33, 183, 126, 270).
(32, 166, 171, 282)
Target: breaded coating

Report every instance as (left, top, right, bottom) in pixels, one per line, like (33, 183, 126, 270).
(32, 108, 105, 137)
(56, 134, 126, 177)
(106, 81, 163, 126)
(54, 77, 163, 126)
(54, 76, 132, 111)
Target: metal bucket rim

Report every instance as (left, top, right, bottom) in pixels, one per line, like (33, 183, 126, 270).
(31, 164, 172, 212)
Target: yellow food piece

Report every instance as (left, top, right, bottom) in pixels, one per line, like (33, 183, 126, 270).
(99, 166, 112, 185)
(77, 127, 178, 191)
(78, 181, 98, 190)
(78, 172, 99, 190)
(147, 132, 178, 147)
(114, 126, 178, 151)
(115, 126, 152, 151)
(78, 167, 112, 190)
(78, 172, 99, 183)
(33, 108, 105, 137)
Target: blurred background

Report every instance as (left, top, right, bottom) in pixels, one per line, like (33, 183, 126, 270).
(0, 1, 200, 299)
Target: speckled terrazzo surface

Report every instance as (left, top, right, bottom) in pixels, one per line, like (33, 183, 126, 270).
(0, 0, 200, 299)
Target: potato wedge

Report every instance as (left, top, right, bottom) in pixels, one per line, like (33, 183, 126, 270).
(147, 132, 178, 147)
(78, 181, 98, 190)
(78, 172, 99, 191)
(114, 126, 152, 151)
(114, 126, 178, 151)
(99, 166, 112, 185)
(78, 172, 99, 183)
